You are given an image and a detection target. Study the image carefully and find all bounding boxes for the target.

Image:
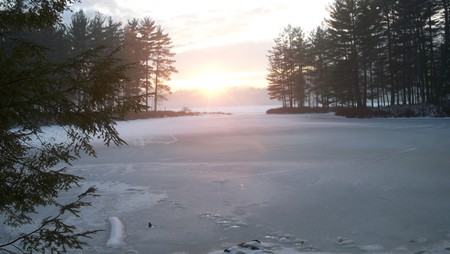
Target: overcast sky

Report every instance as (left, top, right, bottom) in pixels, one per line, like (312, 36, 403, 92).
(68, 0, 333, 91)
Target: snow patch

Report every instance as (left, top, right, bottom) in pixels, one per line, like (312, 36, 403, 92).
(200, 212, 247, 230)
(131, 134, 178, 146)
(106, 216, 126, 249)
(358, 244, 384, 252)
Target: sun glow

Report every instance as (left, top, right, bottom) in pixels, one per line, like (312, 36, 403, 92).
(167, 66, 268, 96)
(169, 69, 240, 97)
(195, 71, 230, 97)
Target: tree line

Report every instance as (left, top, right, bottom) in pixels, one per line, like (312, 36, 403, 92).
(5, 9, 177, 113)
(267, 0, 450, 110)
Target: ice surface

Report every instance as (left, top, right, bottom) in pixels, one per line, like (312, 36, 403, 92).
(209, 240, 304, 254)
(106, 216, 126, 248)
(11, 112, 450, 253)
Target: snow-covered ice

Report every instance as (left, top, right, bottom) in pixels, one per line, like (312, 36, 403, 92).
(7, 112, 450, 253)
(106, 216, 126, 249)
(209, 240, 304, 254)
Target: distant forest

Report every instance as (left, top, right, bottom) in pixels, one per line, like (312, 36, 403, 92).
(267, 0, 450, 112)
(2, 9, 177, 112)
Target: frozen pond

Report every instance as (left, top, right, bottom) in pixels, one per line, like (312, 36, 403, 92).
(66, 114, 450, 253)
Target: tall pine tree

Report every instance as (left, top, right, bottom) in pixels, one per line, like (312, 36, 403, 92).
(150, 26, 177, 111)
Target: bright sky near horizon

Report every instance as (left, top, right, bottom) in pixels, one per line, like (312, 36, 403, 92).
(70, 0, 333, 93)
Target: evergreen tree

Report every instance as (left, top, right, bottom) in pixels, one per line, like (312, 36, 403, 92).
(67, 10, 89, 56)
(267, 25, 307, 108)
(438, 0, 450, 102)
(139, 17, 157, 111)
(307, 26, 332, 107)
(104, 17, 123, 55)
(356, 0, 383, 107)
(327, 0, 364, 107)
(150, 26, 177, 111)
(87, 12, 106, 50)
(121, 18, 145, 99)
(267, 41, 288, 107)
(0, 1, 145, 252)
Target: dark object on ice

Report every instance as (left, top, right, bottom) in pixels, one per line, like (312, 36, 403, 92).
(148, 222, 153, 228)
(224, 240, 262, 252)
(410, 238, 427, 243)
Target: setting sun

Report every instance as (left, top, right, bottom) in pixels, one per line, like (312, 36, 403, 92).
(195, 72, 230, 97)
(168, 69, 246, 96)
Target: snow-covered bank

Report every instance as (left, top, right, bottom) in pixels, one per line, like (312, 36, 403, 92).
(54, 114, 450, 253)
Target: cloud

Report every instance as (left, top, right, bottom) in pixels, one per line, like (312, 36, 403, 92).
(65, 0, 308, 51)
(163, 4, 279, 51)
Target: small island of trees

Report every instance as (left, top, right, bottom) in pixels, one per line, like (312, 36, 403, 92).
(267, 0, 450, 117)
